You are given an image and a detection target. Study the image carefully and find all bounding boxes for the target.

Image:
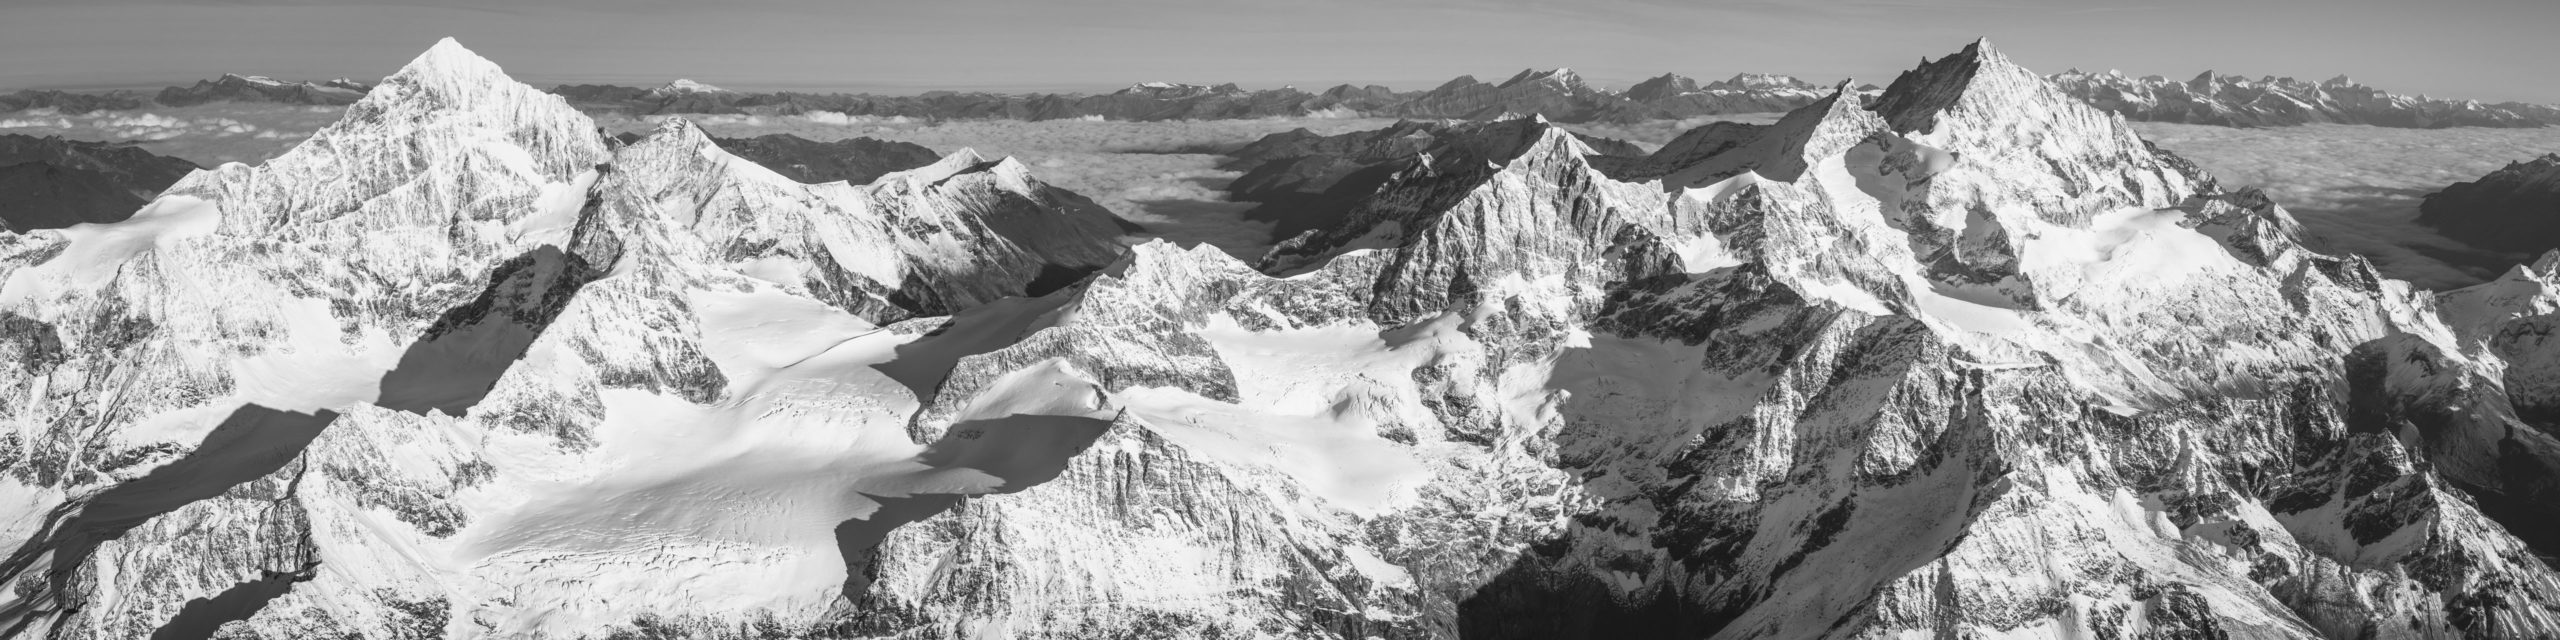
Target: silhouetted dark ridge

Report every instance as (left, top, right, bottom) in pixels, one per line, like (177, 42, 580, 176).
(1218, 119, 1645, 242)
(155, 74, 371, 107)
(0, 89, 146, 114)
(1623, 73, 1701, 102)
(708, 134, 942, 185)
(1872, 38, 1997, 134)
(2420, 154, 2560, 253)
(0, 134, 200, 232)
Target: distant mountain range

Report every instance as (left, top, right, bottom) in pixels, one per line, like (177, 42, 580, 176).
(4, 67, 2555, 128)
(2051, 69, 2560, 128)
(1, 74, 373, 112)
(17, 35, 2560, 639)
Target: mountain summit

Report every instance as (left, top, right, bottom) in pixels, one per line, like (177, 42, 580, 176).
(8, 36, 2560, 640)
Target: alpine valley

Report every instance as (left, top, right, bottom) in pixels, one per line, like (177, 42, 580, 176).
(6, 36, 2560, 640)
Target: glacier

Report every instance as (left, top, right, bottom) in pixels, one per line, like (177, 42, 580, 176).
(1, 36, 2559, 640)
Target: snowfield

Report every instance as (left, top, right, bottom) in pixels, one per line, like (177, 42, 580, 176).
(9, 36, 2560, 640)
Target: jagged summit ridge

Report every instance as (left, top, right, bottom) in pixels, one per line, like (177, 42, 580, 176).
(14, 35, 2560, 640)
(1871, 37, 2020, 133)
(1226, 39, 2560, 636)
(0, 36, 1138, 638)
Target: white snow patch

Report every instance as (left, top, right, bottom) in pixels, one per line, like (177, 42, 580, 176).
(0, 194, 221, 319)
(1120, 386, 1428, 517)
(1670, 231, 1744, 274)
(1342, 545, 1415, 589)
(227, 297, 404, 413)
(508, 168, 598, 246)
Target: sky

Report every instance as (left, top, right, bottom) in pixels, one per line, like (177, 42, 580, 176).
(0, 0, 2554, 104)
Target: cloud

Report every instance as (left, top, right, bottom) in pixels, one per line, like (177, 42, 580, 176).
(2134, 121, 2560, 290)
(14, 98, 2537, 291)
(0, 104, 344, 165)
(602, 114, 1417, 260)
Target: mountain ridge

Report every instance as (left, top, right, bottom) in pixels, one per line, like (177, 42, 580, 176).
(9, 63, 2553, 129)
(7, 35, 2560, 639)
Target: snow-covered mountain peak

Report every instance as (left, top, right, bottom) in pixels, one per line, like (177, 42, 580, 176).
(393, 37, 509, 88)
(652, 78, 730, 95)
(879, 147, 994, 186)
(1497, 67, 1588, 93)
(1658, 83, 1880, 187)
(1704, 72, 1821, 92)
(24, 35, 2560, 640)
(640, 112, 713, 142)
(1622, 73, 1701, 101)
(1870, 37, 2051, 135)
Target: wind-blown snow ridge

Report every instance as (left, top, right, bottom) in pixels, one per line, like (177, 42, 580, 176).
(9, 35, 2560, 640)
(0, 36, 1134, 639)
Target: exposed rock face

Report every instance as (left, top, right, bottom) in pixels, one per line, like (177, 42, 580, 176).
(706, 133, 942, 185)
(2419, 154, 2560, 253)
(1218, 120, 1645, 242)
(153, 74, 373, 107)
(9, 35, 2560, 640)
(0, 134, 201, 231)
(1591, 82, 1876, 186)
(2052, 69, 2560, 128)
(613, 118, 1139, 323)
(0, 38, 1132, 639)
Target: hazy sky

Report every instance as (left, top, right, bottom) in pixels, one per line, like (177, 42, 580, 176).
(1, 0, 2553, 103)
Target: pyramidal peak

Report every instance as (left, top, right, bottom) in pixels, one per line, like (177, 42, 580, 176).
(654, 78, 730, 94)
(637, 114, 715, 145)
(398, 37, 508, 85)
(351, 36, 579, 123)
(1868, 36, 2057, 135)
(882, 147, 998, 186)
(1499, 67, 1585, 92)
(192, 36, 607, 235)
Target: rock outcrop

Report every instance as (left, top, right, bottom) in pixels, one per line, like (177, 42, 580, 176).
(8, 36, 2560, 640)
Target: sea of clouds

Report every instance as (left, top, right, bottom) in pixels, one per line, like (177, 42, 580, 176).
(12, 104, 2551, 289)
(2135, 122, 2560, 290)
(0, 105, 344, 166)
(595, 113, 1420, 260)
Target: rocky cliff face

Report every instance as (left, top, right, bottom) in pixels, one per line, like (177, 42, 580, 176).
(2051, 69, 2560, 128)
(2419, 154, 2560, 253)
(7, 36, 2560, 640)
(0, 38, 1132, 639)
(1219, 120, 1645, 242)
